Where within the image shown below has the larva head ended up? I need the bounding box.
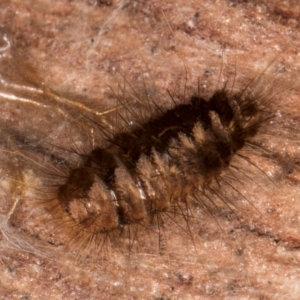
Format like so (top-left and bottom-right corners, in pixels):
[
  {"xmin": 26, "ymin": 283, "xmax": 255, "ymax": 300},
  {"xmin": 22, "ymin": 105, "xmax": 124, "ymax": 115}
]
[
  {"xmin": 208, "ymin": 88, "xmax": 265, "ymax": 152},
  {"xmin": 186, "ymin": 86, "xmax": 265, "ymax": 184}
]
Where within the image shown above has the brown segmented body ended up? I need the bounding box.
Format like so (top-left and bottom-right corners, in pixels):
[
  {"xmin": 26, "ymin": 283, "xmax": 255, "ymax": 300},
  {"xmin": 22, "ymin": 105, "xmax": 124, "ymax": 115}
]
[{"xmin": 56, "ymin": 86, "xmax": 270, "ymax": 246}]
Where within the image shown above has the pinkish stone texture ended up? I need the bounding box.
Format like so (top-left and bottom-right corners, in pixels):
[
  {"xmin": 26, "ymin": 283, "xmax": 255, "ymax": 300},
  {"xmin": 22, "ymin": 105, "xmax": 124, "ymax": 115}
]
[{"xmin": 1, "ymin": 0, "xmax": 300, "ymax": 299}]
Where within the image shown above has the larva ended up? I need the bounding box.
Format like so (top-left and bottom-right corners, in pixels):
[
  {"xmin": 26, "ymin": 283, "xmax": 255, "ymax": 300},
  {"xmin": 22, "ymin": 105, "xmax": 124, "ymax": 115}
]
[{"xmin": 49, "ymin": 68, "xmax": 277, "ymax": 257}]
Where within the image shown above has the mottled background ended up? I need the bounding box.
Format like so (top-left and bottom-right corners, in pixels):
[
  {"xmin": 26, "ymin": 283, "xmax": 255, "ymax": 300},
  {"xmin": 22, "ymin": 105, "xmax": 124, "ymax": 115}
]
[{"xmin": 1, "ymin": 0, "xmax": 300, "ymax": 299}]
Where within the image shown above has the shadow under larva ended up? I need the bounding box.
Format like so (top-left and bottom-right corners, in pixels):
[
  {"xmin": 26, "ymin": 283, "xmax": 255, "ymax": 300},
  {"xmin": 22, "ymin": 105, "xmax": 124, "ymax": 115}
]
[{"xmin": 1, "ymin": 40, "xmax": 299, "ymax": 263}]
